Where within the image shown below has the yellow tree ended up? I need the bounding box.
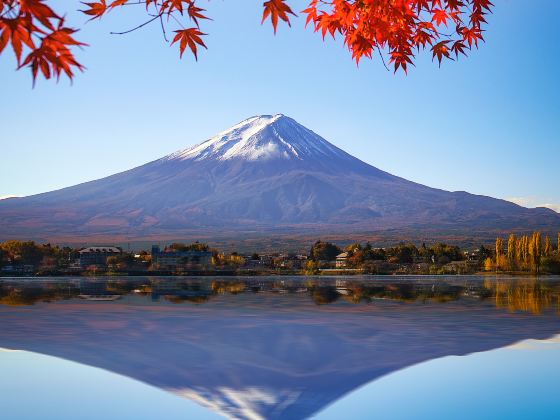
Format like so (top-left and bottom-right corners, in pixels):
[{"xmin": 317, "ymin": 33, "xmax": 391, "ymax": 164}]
[
  {"xmin": 523, "ymin": 235, "xmax": 530, "ymax": 264},
  {"xmin": 528, "ymin": 236, "xmax": 535, "ymax": 271},
  {"xmin": 529, "ymin": 232, "xmax": 542, "ymax": 273},
  {"xmin": 544, "ymin": 236, "xmax": 551, "ymax": 257},
  {"xmin": 515, "ymin": 238, "xmax": 521, "ymax": 267},
  {"xmin": 495, "ymin": 237, "xmax": 506, "ymax": 271},
  {"xmin": 484, "ymin": 257, "xmax": 494, "ymax": 272},
  {"xmin": 507, "ymin": 234, "xmax": 516, "ymax": 270},
  {"xmin": 495, "ymin": 237, "xmax": 504, "ymax": 260}
]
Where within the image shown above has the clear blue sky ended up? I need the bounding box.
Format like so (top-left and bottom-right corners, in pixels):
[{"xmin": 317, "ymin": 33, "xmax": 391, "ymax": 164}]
[{"xmin": 1, "ymin": 1, "xmax": 559, "ymax": 211}]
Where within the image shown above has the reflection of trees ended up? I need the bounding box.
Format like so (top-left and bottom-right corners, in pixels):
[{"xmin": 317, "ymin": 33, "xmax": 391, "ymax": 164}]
[
  {"xmin": 1, "ymin": 278, "xmax": 560, "ymax": 315},
  {"xmin": 211, "ymin": 281, "xmax": 246, "ymax": 294},
  {"xmin": 335, "ymin": 283, "xmax": 463, "ymax": 304},
  {"xmin": 311, "ymin": 286, "xmax": 339, "ymax": 305},
  {"xmin": 165, "ymin": 295, "xmax": 210, "ymax": 304},
  {"xmin": 0, "ymin": 284, "xmax": 78, "ymax": 306},
  {"xmin": 483, "ymin": 279, "xmax": 557, "ymax": 315},
  {"xmin": 105, "ymin": 280, "xmax": 138, "ymax": 294}
]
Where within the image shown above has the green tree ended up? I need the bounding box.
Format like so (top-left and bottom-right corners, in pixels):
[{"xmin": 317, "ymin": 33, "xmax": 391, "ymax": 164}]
[
  {"xmin": 387, "ymin": 243, "xmax": 418, "ymax": 264},
  {"xmin": 478, "ymin": 245, "xmax": 492, "ymax": 263},
  {"xmin": 430, "ymin": 243, "xmax": 462, "ymax": 263},
  {"xmin": 309, "ymin": 241, "xmax": 341, "ymax": 261},
  {"xmin": 0, "ymin": 241, "xmax": 43, "ymax": 267},
  {"xmin": 169, "ymin": 242, "xmax": 210, "ymax": 252},
  {"xmin": 362, "ymin": 246, "xmax": 386, "ymax": 261}
]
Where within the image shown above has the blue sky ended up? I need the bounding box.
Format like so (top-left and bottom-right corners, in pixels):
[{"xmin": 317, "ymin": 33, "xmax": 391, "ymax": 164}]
[{"xmin": 1, "ymin": 0, "xmax": 559, "ymax": 211}]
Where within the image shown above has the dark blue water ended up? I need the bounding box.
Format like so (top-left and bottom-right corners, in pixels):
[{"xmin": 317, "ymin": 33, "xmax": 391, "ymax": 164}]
[{"xmin": 1, "ymin": 276, "xmax": 559, "ymax": 419}]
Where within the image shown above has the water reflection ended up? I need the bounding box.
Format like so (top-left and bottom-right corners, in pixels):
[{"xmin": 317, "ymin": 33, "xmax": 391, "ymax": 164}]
[
  {"xmin": 2, "ymin": 276, "xmax": 560, "ymax": 313},
  {"xmin": 0, "ymin": 276, "xmax": 559, "ymax": 419}
]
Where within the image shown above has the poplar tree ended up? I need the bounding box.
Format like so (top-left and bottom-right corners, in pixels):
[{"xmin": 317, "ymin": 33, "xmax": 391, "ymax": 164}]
[
  {"xmin": 495, "ymin": 237, "xmax": 504, "ymax": 259},
  {"xmin": 519, "ymin": 235, "xmax": 529, "ymax": 269},
  {"xmin": 515, "ymin": 237, "xmax": 523, "ymax": 268},
  {"xmin": 528, "ymin": 237, "xmax": 534, "ymax": 262},
  {"xmin": 507, "ymin": 234, "xmax": 516, "ymax": 269},
  {"xmin": 529, "ymin": 232, "xmax": 542, "ymax": 273},
  {"xmin": 495, "ymin": 237, "xmax": 505, "ymax": 271},
  {"xmin": 544, "ymin": 236, "xmax": 551, "ymax": 257}
]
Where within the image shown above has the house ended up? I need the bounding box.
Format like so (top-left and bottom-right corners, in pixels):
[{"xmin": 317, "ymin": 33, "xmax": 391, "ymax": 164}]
[
  {"xmin": 465, "ymin": 250, "xmax": 481, "ymax": 262},
  {"xmin": 78, "ymin": 246, "xmax": 121, "ymax": 268},
  {"xmin": 244, "ymin": 255, "xmax": 273, "ymax": 269},
  {"xmin": 335, "ymin": 252, "xmax": 349, "ymax": 268},
  {"xmin": 151, "ymin": 245, "xmax": 212, "ymax": 270},
  {"xmin": 444, "ymin": 261, "xmax": 470, "ymax": 274},
  {"xmin": 273, "ymin": 254, "xmax": 307, "ymax": 270}
]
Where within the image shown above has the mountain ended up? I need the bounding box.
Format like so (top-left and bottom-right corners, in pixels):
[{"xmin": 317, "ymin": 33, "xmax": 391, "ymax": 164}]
[{"xmin": 0, "ymin": 114, "xmax": 558, "ymax": 242}]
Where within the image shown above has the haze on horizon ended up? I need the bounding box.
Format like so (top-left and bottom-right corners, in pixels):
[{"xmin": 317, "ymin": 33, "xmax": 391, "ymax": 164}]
[{"xmin": 1, "ymin": 1, "xmax": 559, "ymax": 212}]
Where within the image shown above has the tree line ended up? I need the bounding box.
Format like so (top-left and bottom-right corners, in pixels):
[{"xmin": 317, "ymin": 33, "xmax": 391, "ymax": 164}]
[
  {"xmin": 1, "ymin": 234, "xmax": 559, "ymax": 276},
  {"xmin": 491, "ymin": 232, "xmax": 560, "ymax": 274}
]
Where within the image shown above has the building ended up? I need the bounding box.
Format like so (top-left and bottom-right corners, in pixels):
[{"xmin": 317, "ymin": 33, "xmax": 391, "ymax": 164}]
[
  {"xmin": 275, "ymin": 254, "xmax": 307, "ymax": 270},
  {"xmin": 465, "ymin": 249, "xmax": 481, "ymax": 262},
  {"xmin": 335, "ymin": 252, "xmax": 349, "ymax": 268},
  {"xmin": 151, "ymin": 245, "xmax": 212, "ymax": 270},
  {"xmin": 78, "ymin": 247, "xmax": 122, "ymax": 268},
  {"xmin": 444, "ymin": 261, "xmax": 470, "ymax": 274}
]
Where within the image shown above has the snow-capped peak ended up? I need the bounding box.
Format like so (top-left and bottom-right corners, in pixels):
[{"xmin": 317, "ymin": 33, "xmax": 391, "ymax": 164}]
[{"xmin": 166, "ymin": 114, "xmax": 348, "ymax": 162}]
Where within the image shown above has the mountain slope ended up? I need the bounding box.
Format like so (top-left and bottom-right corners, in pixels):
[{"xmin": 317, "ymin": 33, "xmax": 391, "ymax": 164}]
[{"xmin": 0, "ymin": 114, "xmax": 558, "ymax": 241}]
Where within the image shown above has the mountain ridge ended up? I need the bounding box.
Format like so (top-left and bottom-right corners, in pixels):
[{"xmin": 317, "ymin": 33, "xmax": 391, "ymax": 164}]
[{"xmin": 0, "ymin": 114, "xmax": 558, "ymax": 242}]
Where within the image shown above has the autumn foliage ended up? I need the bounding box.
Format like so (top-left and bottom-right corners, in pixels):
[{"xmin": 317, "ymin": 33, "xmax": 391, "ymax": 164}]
[
  {"xmin": 1, "ymin": 0, "xmax": 493, "ymax": 83},
  {"xmin": 492, "ymin": 231, "xmax": 560, "ymax": 274},
  {"xmin": 0, "ymin": 0, "xmax": 85, "ymax": 84}
]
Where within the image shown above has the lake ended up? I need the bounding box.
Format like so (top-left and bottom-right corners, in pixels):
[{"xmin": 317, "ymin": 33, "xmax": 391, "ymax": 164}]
[{"xmin": 1, "ymin": 275, "xmax": 560, "ymax": 420}]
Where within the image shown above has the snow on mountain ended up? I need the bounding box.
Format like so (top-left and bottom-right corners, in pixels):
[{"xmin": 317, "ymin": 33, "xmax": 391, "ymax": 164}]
[
  {"xmin": 165, "ymin": 114, "xmax": 350, "ymax": 163},
  {"xmin": 0, "ymin": 114, "xmax": 558, "ymax": 241}
]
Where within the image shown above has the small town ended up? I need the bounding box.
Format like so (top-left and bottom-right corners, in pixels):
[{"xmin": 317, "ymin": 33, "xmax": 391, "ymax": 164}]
[{"xmin": 1, "ymin": 232, "xmax": 559, "ymax": 277}]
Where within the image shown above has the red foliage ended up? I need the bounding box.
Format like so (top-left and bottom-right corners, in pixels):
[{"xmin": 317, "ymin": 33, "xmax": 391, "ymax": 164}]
[
  {"xmin": 301, "ymin": 0, "xmax": 492, "ymax": 72},
  {"xmin": 1, "ymin": 0, "xmax": 85, "ymax": 85},
  {"xmin": 0, "ymin": 0, "xmax": 492, "ymax": 83},
  {"xmin": 171, "ymin": 28, "xmax": 206, "ymax": 60}
]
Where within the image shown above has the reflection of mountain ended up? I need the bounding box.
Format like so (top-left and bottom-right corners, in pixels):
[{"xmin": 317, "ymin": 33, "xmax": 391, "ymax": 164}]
[{"xmin": 1, "ymin": 278, "xmax": 560, "ymax": 419}]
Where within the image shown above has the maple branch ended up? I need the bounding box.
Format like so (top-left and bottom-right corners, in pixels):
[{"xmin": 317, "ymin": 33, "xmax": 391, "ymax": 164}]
[
  {"xmin": 0, "ymin": 3, "xmax": 18, "ymax": 18},
  {"xmin": 377, "ymin": 48, "xmax": 390, "ymax": 72},
  {"xmin": 110, "ymin": 13, "xmax": 162, "ymax": 35},
  {"xmin": 168, "ymin": 12, "xmax": 186, "ymax": 30},
  {"xmin": 159, "ymin": 14, "xmax": 168, "ymax": 42},
  {"xmin": 1, "ymin": 0, "xmax": 494, "ymax": 85}
]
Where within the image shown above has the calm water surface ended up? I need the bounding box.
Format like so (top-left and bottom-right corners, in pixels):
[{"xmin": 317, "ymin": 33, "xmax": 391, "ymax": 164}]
[{"xmin": 1, "ymin": 275, "xmax": 560, "ymax": 420}]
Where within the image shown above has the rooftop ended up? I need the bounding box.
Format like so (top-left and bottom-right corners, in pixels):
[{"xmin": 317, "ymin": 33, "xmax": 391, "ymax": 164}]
[{"xmin": 79, "ymin": 247, "xmax": 121, "ymax": 254}]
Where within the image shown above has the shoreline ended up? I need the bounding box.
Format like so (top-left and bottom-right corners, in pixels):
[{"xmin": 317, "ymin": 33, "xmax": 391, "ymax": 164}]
[{"xmin": 1, "ymin": 271, "xmax": 555, "ymax": 279}]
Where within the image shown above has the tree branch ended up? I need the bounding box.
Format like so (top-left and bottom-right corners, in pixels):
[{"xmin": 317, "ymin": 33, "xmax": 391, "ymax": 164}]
[{"xmin": 110, "ymin": 14, "xmax": 162, "ymax": 35}]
